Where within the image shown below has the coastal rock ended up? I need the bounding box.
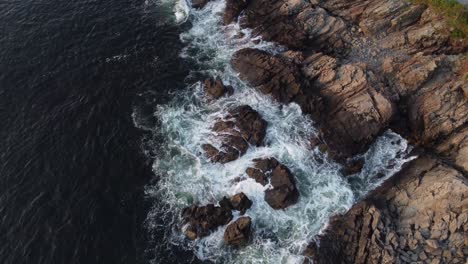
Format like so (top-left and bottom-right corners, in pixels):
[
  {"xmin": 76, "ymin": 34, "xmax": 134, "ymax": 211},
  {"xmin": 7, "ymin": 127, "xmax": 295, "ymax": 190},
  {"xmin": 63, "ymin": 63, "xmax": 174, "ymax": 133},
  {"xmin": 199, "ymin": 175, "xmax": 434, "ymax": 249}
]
[
  {"xmin": 203, "ymin": 105, "xmax": 267, "ymax": 163},
  {"xmin": 231, "ymin": 48, "xmax": 323, "ymax": 118},
  {"xmin": 341, "ymin": 158, "xmax": 365, "ymax": 176},
  {"xmin": 224, "ymin": 216, "xmax": 252, "ymax": 247},
  {"xmin": 227, "ymin": 0, "xmax": 352, "ymax": 51},
  {"xmin": 191, "ymin": 0, "xmax": 210, "ymax": 9},
  {"xmin": 246, "ymin": 158, "xmax": 299, "ymax": 209},
  {"xmin": 307, "ymin": 157, "xmax": 468, "ymax": 263},
  {"xmin": 203, "ymin": 77, "xmax": 234, "ymax": 99},
  {"xmin": 229, "ymin": 193, "xmax": 253, "ymax": 215},
  {"xmin": 302, "ymin": 53, "xmax": 395, "ymax": 157},
  {"xmin": 408, "ymin": 79, "xmax": 467, "ymax": 144},
  {"xmin": 434, "ymin": 127, "xmax": 468, "ymax": 173},
  {"xmin": 182, "ymin": 203, "xmax": 233, "ymax": 240},
  {"xmin": 223, "ymin": 0, "xmax": 249, "ymax": 25}
]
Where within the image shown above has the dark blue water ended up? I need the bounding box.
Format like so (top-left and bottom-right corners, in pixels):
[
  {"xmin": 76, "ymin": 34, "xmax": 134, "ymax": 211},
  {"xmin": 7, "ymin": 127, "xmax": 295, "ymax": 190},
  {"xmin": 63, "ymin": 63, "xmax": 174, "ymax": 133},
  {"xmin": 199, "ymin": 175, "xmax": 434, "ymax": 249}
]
[{"xmin": 0, "ymin": 0, "xmax": 200, "ymax": 263}]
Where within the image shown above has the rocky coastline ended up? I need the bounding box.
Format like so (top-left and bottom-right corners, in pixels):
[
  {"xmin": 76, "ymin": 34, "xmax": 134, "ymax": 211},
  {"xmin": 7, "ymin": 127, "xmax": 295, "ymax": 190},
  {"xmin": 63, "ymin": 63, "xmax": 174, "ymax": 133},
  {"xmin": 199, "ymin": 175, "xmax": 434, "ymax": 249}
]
[{"xmin": 184, "ymin": 0, "xmax": 467, "ymax": 262}]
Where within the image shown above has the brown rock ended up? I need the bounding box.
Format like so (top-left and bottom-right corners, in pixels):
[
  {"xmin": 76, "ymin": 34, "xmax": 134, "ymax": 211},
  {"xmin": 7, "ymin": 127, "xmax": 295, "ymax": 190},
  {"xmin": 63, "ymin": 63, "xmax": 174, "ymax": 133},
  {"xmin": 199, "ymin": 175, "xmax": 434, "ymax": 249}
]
[
  {"xmin": 231, "ymin": 48, "xmax": 323, "ymax": 118},
  {"xmin": 182, "ymin": 203, "xmax": 233, "ymax": 240},
  {"xmin": 302, "ymin": 53, "xmax": 395, "ymax": 157},
  {"xmin": 246, "ymin": 158, "xmax": 299, "ymax": 209},
  {"xmin": 228, "ymin": 0, "xmax": 352, "ymax": 52},
  {"xmin": 309, "ymin": 156, "xmax": 468, "ymax": 263},
  {"xmin": 229, "ymin": 193, "xmax": 253, "ymax": 215},
  {"xmin": 224, "ymin": 216, "xmax": 252, "ymax": 247},
  {"xmin": 223, "ymin": 0, "xmax": 249, "ymax": 25},
  {"xmin": 203, "ymin": 77, "xmax": 234, "ymax": 99},
  {"xmin": 191, "ymin": 0, "xmax": 210, "ymax": 9},
  {"xmin": 203, "ymin": 105, "xmax": 267, "ymax": 163}
]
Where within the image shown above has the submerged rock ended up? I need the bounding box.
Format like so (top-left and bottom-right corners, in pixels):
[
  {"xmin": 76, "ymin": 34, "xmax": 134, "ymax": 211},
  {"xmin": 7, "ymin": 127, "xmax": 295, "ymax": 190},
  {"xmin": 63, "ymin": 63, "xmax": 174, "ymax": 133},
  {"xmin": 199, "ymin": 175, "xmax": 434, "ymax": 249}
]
[
  {"xmin": 203, "ymin": 105, "xmax": 267, "ymax": 163},
  {"xmin": 224, "ymin": 216, "xmax": 252, "ymax": 247},
  {"xmin": 246, "ymin": 158, "xmax": 299, "ymax": 209},
  {"xmin": 203, "ymin": 77, "xmax": 234, "ymax": 100}
]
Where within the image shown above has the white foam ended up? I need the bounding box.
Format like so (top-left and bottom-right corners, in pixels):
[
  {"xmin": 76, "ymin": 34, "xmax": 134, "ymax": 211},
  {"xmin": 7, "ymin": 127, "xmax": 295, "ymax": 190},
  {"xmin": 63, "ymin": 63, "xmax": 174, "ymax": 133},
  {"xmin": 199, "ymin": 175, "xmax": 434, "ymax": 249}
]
[{"xmin": 140, "ymin": 0, "xmax": 416, "ymax": 263}]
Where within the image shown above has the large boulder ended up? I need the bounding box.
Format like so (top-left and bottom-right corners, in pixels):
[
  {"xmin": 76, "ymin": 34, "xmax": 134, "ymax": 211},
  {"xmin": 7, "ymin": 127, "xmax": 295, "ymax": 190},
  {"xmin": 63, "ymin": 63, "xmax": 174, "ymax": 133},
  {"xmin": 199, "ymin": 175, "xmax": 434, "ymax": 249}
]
[
  {"xmin": 223, "ymin": 0, "xmax": 249, "ymax": 25},
  {"xmin": 231, "ymin": 48, "xmax": 323, "ymax": 118},
  {"xmin": 224, "ymin": 216, "xmax": 252, "ymax": 247},
  {"xmin": 203, "ymin": 77, "xmax": 234, "ymax": 99},
  {"xmin": 182, "ymin": 203, "xmax": 233, "ymax": 240},
  {"xmin": 306, "ymin": 156, "xmax": 468, "ymax": 263},
  {"xmin": 202, "ymin": 105, "xmax": 267, "ymax": 163},
  {"xmin": 246, "ymin": 158, "xmax": 299, "ymax": 209}
]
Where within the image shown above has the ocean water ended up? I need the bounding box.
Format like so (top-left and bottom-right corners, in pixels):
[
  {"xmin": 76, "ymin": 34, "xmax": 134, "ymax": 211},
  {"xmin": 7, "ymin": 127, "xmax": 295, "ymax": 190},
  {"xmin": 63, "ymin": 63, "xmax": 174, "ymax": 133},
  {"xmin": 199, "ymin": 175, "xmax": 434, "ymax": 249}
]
[{"xmin": 138, "ymin": 1, "xmax": 416, "ymax": 263}]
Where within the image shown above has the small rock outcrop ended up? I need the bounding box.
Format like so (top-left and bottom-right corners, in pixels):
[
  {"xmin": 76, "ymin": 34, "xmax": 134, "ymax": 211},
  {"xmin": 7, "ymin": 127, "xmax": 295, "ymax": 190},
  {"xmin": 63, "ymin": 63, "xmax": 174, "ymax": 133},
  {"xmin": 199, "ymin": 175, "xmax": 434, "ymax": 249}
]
[
  {"xmin": 182, "ymin": 203, "xmax": 233, "ymax": 240},
  {"xmin": 220, "ymin": 192, "xmax": 253, "ymax": 215},
  {"xmin": 203, "ymin": 77, "xmax": 234, "ymax": 100},
  {"xmin": 246, "ymin": 158, "xmax": 299, "ymax": 209},
  {"xmin": 224, "ymin": 216, "xmax": 252, "ymax": 247},
  {"xmin": 202, "ymin": 105, "xmax": 267, "ymax": 163},
  {"xmin": 182, "ymin": 193, "xmax": 253, "ymax": 240}
]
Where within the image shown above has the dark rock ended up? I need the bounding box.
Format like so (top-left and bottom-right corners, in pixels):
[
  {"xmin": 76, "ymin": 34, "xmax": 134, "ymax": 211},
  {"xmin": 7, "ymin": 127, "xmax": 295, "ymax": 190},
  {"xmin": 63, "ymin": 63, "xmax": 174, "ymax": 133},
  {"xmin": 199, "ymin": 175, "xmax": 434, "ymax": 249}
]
[
  {"xmin": 302, "ymin": 53, "xmax": 395, "ymax": 158},
  {"xmin": 246, "ymin": 158, "xmax": 299, "ymax": 209},
  {"xmin": 231, "ymin": 48, "xmax": 323, "ymax": 118},
  {"xmin": 203, "ymin": 105, "xmax": 267, "ymax": 163},
  {"xmin": 203, "ymin": 77, "xmax": 234, "ymax": 99},
  {"xmin": 224, "ymin": 0, "xmax": 249, "ymax": 25},
  {"xmin": 191, "ymin": 0, "xmax": 210, "ymax": 9},
  {"xmin": 182, "ymin": 203, "xmax": 233, "ymax": 240},
  {"xmin": 223, "ymin": 216, "xmax": 252, "ymax": 247},
  {"xmin": 340, "ymin": 158, "xmax": 365, "ymax": 176},
  {"xmin": 229, "ymin": 192, "xmax": 252, "ymax": 215}
]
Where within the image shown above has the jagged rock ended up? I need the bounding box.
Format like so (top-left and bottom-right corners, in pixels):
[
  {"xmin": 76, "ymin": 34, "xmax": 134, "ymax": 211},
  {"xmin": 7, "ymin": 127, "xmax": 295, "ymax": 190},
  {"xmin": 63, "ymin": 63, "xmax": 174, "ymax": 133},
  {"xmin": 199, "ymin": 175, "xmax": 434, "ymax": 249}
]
[
  {"xmin": 182, "ymin": 203, "xmax": 233, "ymax": 240},
  {"xmin": 203, "ymin": 105, "xmax": 267, "ymax": 163},
  {"xmin": 223, "ymin": 0, "xmax": 249, "ymax": 25},
  {"xmin": 307, "ymin": 156, "xmax": 468, "ymax": 263},
  {"xmin": 246, "ymin": 158, "xmax": 299, "ymax": 209},
  {"xmin": 191, "ymin": 0, "xmax": 210, "ymax": 9},
  {"xmin": 203, "ymin": 77, "xmax": 234, "ymax": 99},
  {"xmin": 220, "ymin": 193, "xmax": 253, "ymax": 215},
  {"xmin": 434, "ymin": 126, "xmax": 468, "ymax": 173},
  {"xmin": 408, "ymin": 79, "xmax": 467, "ymax": 144},
  {"xmin": 231, "ymin": 48, "xmax": 323, "ymax": 118},
  {"xmin": 224, "ymin": 216, "xmax": 252, "ymax": 247},
  {"xmin": 229, "ymin": 193, "xmax": 253, "ymax": 215},
  {"xmin": 302, "ymin": 53, "xmax": 395, "ymax": 157},
  {"xmin": 341, "ymin": 158, "xmax": 365, "ymax": 176},
  {"xmin": 226, "ymin": 0, "xmax": 352, "ymax": 52}
]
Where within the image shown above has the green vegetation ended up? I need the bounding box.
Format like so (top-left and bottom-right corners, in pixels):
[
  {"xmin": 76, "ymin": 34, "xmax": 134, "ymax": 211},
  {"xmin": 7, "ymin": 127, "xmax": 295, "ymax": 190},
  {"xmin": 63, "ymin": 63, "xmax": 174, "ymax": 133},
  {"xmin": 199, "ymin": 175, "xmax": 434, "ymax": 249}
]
[{"xmin": 412, "ymin": 0, "xmax": 468, "ymax": 38}]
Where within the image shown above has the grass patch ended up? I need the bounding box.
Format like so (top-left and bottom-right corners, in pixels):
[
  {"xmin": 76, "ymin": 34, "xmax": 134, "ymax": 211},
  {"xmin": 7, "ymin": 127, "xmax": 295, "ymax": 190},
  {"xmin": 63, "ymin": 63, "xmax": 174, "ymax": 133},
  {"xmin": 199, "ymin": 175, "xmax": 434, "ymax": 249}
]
[{"xmin": 411, "ymin": 0, "xmax": 468, "ymax": 38}]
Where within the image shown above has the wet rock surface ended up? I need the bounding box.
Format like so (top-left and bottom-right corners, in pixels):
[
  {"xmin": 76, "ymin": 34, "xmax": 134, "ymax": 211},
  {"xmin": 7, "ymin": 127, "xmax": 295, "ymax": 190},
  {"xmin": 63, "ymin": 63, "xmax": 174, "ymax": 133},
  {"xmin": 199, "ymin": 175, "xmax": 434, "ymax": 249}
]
[
  {"xmin": 224, "ymin": 216, "xmax": 252, "ymax": 247},
  {"xmin": 202, "ymin": 105, "xmax": 267, "ymax": 163},
  {"xmin": 182, "ymin": 193, "xmax": 253, "ymax": 240},
  {"xmin": 203, "ymin": 77, "xmax": 234, "ymax": 100},
  {"xmin": 246, "ymin": 158, "xmax": 299, "ymax": 209},
  {"xmin": 182, "ymin": 203, "xmax": 233, "ymax": 240}
]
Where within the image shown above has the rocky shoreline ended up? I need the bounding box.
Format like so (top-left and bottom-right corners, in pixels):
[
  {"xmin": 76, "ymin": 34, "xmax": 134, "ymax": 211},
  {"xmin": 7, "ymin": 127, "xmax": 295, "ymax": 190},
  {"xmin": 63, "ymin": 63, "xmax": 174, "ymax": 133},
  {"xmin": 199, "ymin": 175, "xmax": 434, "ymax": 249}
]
[{"xmin": 184, "ymin": 0, "xmax": 467, "ymax": 262}]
